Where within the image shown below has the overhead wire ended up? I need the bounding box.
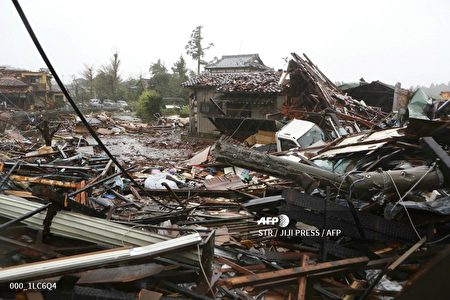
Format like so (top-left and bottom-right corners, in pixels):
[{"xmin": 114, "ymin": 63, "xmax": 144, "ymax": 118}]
[
  {"xmin": 390, "ymin": 162, "xmax": 436, "ymax": 211},
  {"xmin": 11, "ymin": 0, "xmax": 173, "ymax": 210},
  {"xmin": 386, "ymin": 171, "xmax": 423, "ymax": 241}
]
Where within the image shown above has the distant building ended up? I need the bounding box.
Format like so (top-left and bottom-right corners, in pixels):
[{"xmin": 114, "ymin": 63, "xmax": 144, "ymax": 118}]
[
  {"xmin": 0, "ymin": 66, "xmax": 66, "ymax": 110},
  {"xmin": 205, "ymin": 54, "xmax": 271, "ymax": 73}
]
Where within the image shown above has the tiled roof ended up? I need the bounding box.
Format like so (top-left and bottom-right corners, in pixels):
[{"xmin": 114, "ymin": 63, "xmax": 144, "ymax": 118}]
[
  {"xmin": 182, "ymin": 71, "xmax": 283, "ymax": 94},
  {"xmin": 0, "ymin": 77, "xmax": 28, "ymax": 87},
  {"xmin": 205, "ymin": 54, "xmax": 270, "ymax": 71}
]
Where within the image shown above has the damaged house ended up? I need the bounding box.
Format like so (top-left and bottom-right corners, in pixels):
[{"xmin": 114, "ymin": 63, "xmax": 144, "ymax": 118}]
[
  {"xmin": 340, "ymin": 79, "xmax": 410, "ymax": 113},
  {"xmin": 0, "ymin": 76, "xmax": 30, "ymax": 109},
  {"xmin": 182, "ymin": 54, "xmax": 284, "ymax": 138},
  {"xmin": 0, "ymin": 66, "xmax": 66, "ymax": 110}
]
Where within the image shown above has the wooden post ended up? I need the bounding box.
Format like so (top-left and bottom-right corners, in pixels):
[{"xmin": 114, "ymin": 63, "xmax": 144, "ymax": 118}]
[{"xmin": 297, "ymin": 255, "xmax": 309, "ymax": 300}]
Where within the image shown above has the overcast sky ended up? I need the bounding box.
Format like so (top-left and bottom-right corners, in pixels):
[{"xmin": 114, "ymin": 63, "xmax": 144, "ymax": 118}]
[{"xmin": 1, "ymin": 0, "xmax": 449, "ymax": 87}]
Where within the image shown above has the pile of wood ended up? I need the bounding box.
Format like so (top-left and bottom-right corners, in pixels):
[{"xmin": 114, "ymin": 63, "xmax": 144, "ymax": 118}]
[{"xmin": 281, "ymin": 53, "xmax": 389, "ymax": 134}]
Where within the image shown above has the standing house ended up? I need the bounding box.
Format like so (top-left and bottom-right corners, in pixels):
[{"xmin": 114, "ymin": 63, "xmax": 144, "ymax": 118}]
[{"xmin": 182, "ymin": 54, "xmax": 283, "ymax": 138}]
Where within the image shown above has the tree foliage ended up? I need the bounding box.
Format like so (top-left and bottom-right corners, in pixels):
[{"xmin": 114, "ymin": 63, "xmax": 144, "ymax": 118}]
[
  {"xmin": 148, "ymin": 59, "xmax": 171, "ymax": 96},
  {"xmin": 185, "ymin": 25, "xmax": 214, "ymax": 74},
  {"xmin": 148, "ymin": 57, "xmax": 190, "ymax": 102},
  {"xmin": 135, "ymin": 90, "xmax": 162, "ymax": 120},
  {"xmin": 71, "ymin": 52, "xmax": 194, "ymax": 112},
  {"xmin": 172, "ymin": 55, "xmax": 189, "ymax": 82}
]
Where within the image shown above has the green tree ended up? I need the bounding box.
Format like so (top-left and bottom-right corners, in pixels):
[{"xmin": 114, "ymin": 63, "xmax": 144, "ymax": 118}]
[
  {"xmin": 148, "ymin": 59, "xmax": 171, "ymax": 96},
  {"xmin": 172, "ymin": 55, "xmax": 189, "ymax": 82},
  {"xmin": 122, "ymin": 75, "xmax": 146, "ymax": 103},
  {"xmin": 185, "ymin": 25, "xmax": 214, "ymax": 74},
  {"xmin": 169, "ymin": 56, "xmax": 190, "ymax": 102},
  {"xmin": 136, "ymin": 90, "xmax": 162, "ymax": 120},
  {"xmin": 150, "ymin": 59, "xmax": 168, "ymax": 75}
]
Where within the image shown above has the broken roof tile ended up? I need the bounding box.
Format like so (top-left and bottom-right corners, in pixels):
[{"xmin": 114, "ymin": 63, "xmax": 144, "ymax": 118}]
[{"xmin": 182, "ymin": 71, "xmax": 283, "ymax": 95}]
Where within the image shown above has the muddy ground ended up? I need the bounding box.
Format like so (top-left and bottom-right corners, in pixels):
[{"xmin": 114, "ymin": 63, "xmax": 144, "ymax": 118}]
[{"xmin": 83, "ymin": 113, "xmax": 211, "ymax": 167}]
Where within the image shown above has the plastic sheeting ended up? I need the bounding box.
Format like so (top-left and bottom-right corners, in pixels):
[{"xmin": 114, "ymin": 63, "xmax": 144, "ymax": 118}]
[
  {"xmin": 385, "ymin": 197, "xmax": 450, "ymax": 219},
  {"xmin": 408, "ymin": 88, "xmax": 432, "ymax": 119}
]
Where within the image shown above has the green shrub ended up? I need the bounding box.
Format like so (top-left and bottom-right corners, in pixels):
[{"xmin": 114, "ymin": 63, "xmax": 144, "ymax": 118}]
[
  {"xmin": 135, "ymin": 90, "xmax": 162, "ymax": 120},
  {"xmin": 160, "ymin": 105, "xmax": 190, "ymax": 117}
]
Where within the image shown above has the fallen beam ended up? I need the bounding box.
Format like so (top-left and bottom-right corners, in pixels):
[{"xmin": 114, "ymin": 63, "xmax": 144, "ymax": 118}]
[
  {"xmin": 214, "ymin": 140, "xmax": 445, "ymax": 194},
  {"xmin": 9, "ymin": 175, "xmax": 77, "ymax": 188},
  {"xmin": 2, "ymin": 161, "xmax": 92, "ymax": 171},
  {"xmin": 0, "ymin": 233, "xmax": 201, "ymax": 283},
  {"xmin": 219, "ymin": 256, "xmax": 370, "ymax": 288},
  {"xmin": 360, "ymin": 236, "xmax": 427, "ymax": 299}
]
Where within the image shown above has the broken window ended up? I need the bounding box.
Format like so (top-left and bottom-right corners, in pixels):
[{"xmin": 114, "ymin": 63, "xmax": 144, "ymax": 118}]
[
  {"xmin": 279, "ymin": 138, "xmax": 298, "ymax": 151},
  {"xmin": 297, "ymin": 125, "xmax": 325, "ymax": 148}
]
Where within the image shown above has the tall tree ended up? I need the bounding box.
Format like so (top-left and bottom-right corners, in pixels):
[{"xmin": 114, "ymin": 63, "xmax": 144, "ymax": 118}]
[
  {"xmin": 81, "ymin": 64, "xmax": 95, "ymax": 99},
  {"xmin": 70, "ymin": 75, "xmax": 82, "ymax": 102},
  {"xmin": 98, "ymin": 51, "xmax": 122, "ymax": 99},
  {"xmin": 148, "ymin": 59, "xmax": 171, "ymax": 96},
  {"xmin": 150, "ymin": 59, "xmax": 168, "ymax": 76},
  {"xmin": 172, "ymin": 56, "xmax": 188, "ymax": 81},
  {"xmin": 185, "ymin": 25, "xmax": 214, "ymax": 75}
]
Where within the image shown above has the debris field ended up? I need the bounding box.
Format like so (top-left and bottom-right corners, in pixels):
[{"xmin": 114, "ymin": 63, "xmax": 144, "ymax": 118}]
[{"xmin": 0, "ymin": 53, "xmax": 449, "ymax": 300}]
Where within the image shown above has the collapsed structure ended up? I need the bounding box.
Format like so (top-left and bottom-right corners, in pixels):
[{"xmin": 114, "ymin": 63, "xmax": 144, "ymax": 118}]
[
  {"xmin": 0, "ymin": 66, "xmax": 66, "ymax": 110},
  {"xmin": 0, "ymin": 52, "xmax": 449, "ymax": 300}
]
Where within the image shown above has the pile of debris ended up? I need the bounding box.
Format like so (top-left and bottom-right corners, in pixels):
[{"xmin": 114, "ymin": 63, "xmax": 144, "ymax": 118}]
[
  {"xmin": 280, "ymin": 53, "xmax": 390, "ymax": 135},
  {"xmin": 0, "ymin": 60, "xmax": 449, "ymax": 300}
]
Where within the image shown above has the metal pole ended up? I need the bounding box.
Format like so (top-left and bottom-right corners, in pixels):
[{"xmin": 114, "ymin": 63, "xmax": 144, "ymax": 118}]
[{"xmin": 0, "ymin": 160, "xmax": 20, "ymax": 189}]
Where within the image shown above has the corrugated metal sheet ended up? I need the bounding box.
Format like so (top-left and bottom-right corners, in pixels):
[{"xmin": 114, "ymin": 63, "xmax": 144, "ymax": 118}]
[
  {"xmin": 0, "ymin": 194, "xmax": 199, "ymax": 265},
  {"xmin": 0, "ymin": 233, "xmax": 201, "ymax": 282}
]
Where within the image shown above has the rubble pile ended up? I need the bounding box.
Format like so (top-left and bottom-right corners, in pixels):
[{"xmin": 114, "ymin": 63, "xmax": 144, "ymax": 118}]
[
  {"xmin": 0, "ymin": 61, "xmax": 449, "ymax": 300},
  {"xmin": 281, "ymin": 53, "xmax": 390, "ymax": 135}
]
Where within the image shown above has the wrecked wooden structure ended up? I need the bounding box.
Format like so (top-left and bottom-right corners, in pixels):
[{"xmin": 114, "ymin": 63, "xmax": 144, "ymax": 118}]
[
  {"xmin": 1, "ymin": 5, "xmax": 449, "ymax": 296},
  {"xmin": 0, "ymin": 104, "xmax": 449, "ymax": 299}
]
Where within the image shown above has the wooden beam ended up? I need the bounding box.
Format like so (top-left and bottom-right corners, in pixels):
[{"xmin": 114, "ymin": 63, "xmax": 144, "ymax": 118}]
[
  {"xmin": 359, "ymin": 236, "xmax": 426, "ymax": 300},
  {"xmin": 10, "ymin": 175, "xmax": 77, "ymax": 188},
  {"xmin": 215, "ymin": 256, "xmax": 255, "ymax": 275},
  {"xmin": 296, "ymin": 254, "xmax": 309, "ymax": 300},
  {"xmin": 219, "ymin": 256, "xmax": 369, "ymax": 288}
]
